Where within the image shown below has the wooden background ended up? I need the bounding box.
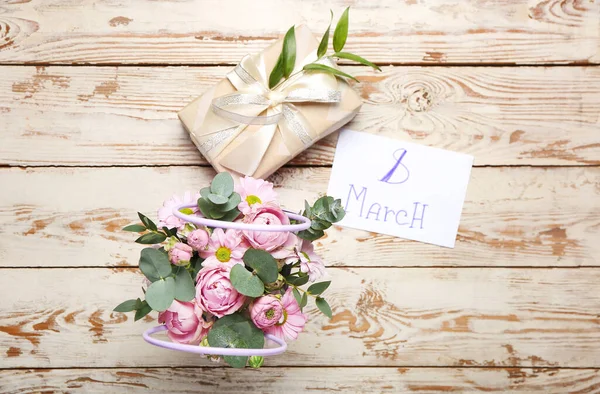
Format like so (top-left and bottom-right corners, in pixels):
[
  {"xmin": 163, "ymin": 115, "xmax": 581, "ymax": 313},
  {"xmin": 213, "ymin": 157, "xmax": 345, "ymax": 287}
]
[{"xmin": 1, "ymin": 0, "xmax": 600, "ymax": 392}]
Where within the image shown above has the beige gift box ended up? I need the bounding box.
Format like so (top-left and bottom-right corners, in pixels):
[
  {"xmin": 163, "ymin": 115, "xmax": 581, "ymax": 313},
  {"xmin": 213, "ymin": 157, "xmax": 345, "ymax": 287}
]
[{"xmin": 178, "ymin": 24, "xmax": 362, "ymax": 179}]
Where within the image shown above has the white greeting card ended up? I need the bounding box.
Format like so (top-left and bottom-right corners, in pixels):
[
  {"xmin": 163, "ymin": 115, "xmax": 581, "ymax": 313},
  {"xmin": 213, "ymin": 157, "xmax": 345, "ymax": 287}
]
[{"xmin": 327, "ymin": 129, "xmax": 474, "ymax": 248}]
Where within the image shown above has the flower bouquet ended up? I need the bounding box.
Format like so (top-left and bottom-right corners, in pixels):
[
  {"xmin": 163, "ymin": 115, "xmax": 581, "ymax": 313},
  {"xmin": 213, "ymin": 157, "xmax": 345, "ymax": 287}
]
[{"xmin": 115, "ymin": 172, "xmax": 345, "ymax": 368}]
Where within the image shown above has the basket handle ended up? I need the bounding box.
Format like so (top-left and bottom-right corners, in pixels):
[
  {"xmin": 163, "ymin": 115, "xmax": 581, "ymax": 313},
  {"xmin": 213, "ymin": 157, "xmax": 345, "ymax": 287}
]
[
  {"xmin": 173, "ymin": 203, "xmax": 311, "ymax": 232},
  {"xmin": 143, "ymin": 325, "xmax": 287, "ymax": 356}
]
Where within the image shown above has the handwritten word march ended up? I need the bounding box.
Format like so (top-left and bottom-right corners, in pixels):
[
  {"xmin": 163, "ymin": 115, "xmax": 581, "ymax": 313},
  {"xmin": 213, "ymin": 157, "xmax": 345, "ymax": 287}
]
[
  {"xmin": 345, "ymin": 184, "xmax": 427, "ymax": 229},
  {"xmin": 327, "ymin": 130, "xmax": 473, "ymax": 248}
]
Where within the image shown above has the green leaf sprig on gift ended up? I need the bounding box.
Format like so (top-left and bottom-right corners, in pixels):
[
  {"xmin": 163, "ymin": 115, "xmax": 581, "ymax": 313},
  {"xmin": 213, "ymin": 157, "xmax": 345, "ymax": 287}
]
[
  {"xmin": 115, "ymin": 172, "xmax": 345, "ymax": 368},
  {"xmin": 269, "ymin": 7, "xmax": 381, "ymax": 89}
]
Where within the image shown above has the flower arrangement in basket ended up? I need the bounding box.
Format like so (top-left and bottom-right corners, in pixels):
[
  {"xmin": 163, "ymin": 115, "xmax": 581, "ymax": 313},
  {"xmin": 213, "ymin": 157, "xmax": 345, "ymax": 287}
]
[{"xmin": 115, "ymin": 172, "xmax": 345, "ymax": 368}]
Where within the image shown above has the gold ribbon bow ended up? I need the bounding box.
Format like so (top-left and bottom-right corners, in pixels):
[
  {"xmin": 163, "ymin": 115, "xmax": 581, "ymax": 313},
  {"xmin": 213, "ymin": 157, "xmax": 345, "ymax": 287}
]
[{"xmin": 192, "ymin": 49, "xmax": 341, "ymax": 176}]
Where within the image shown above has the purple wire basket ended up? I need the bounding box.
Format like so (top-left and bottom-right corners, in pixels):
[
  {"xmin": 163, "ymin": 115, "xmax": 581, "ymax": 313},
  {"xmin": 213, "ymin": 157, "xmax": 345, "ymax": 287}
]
[{"xmin": 142, "ymin": 202, "xmax": 312, "ymax": 357}]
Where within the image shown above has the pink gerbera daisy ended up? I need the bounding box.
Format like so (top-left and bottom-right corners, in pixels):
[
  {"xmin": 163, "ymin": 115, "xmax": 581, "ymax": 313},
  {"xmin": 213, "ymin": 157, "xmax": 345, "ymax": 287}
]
[
  {"xmin": 235, "ymin": 176, "xmax": 279, "ymax": 215},
  {"xmin": 200, "ymin": 228, "xmax": 246, "ymax": 269},
  {"xmin": 264, "ymin": 288, "xmax": 307, "ymax": 342},
  {"xmin": 157, "ymin": 192, "xmax": 200, "ymax": 230}
]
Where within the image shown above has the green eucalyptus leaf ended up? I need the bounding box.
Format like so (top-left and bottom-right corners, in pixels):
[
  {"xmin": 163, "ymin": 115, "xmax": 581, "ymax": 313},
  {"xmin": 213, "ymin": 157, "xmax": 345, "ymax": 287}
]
[
  {"xmin": 242, "ymin": 249, "xmax": 279, "ymax": 283},
  {"xmin": 316, "ymin": 297, "xmax": 333, "ymax": 318},
  {"xmin": 333, "ymin": 7, "xmax": 349, "ymax": 52},
  {"xmin": 215, "ymin": 192, "xmax": 242, "ymax": 212},
  {"xmin": 300, "ymin": 292, "xmax": 308, "ymax": 309},
  {"xmin": 287, "ymin": 274, "xmax": 309, "ymax": 287},
  {"xmin": 174, "ymin": 267, "xmax": 195, "ymax": 302},
  {"xmin": 311, "ymin": 219, "xmax": 332, "ymax": 231},
  {"xmin": 200, "ymin": 187, "xmax": 211, "ymax": 199},
  {"xmin": 230, "ymin": 264, "xmax": 265, "ymax": 297},
  {"xmin": 138, "ymin": 212, "xmax": 157, "ymax": 231},
  {"xmin": 190, "ymin": 255, "xmax": 204, "ymax": 279},
  {"xmin": 297, "ymin": 228, "xmax": 324, "ymax": 242},
  {"xmin": 317, "ymin": 10, "xmax": 333, "ymax": 58},
  {"xmin": 123, "ymin": 224, "xmax": 146, "ymax": 232},
  {"xmin": 292, "ymin": 287, "xmax": 302, "ymax": 305},
  {"xmin": 145, "ymin": 277, "xmax": 175, "ymax": 312},
  {"xmin": 268, "ymin": 55, "xmax": 285, "ymax": 89},
  {"xmin": 282, "ymin": 26, "xmax": 296, "ymax": 78},
  {"xmin": 208, "ymin": 313, "xmax": 265, "ymax": 368},
  {"xmin": 113, "ymin": 299, "xmax": 138, "ymax": 313},
  {"xmin": 135, "ymin": 232, "xmax": 166, "ymax": 245},
  {"xmin": 307, "ymin": 281, "xmax": 331, "ymax": 296},
  {"xmin": 302, "ymin": 63, "xmax": 358, "ymax": 83},
  {"xmin": 333, "ymin": 52, "xmax": 381, "ymax": 71},
  {"xmin": 303, "ymin": 200, "xmax": 312, "ymax": 217},
  {"xmin": 208, "ymin": 193, "xmax": 229, "ymax": 205},
  {"xmin": 139, "ymin": 248, "xmax": 172, "ymax": 281},
  {"xmin": 219, "ymin": 208, "xmax": 241, "ymax": 222},
  {"xmin": 211, "ymin": 172, "xmax": 234, "ymax": 197},
  {"xmin": 134, "ymin": 301, "xmax": 152, "ymax": 321},
  {"xmin": 197, "ymin": 198, "xmax": 213, "ymax": 218}
]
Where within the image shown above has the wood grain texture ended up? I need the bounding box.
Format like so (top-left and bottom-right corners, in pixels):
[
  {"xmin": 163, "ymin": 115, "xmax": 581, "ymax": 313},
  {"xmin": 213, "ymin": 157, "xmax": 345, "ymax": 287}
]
[
  {"xmin": 0, "ymin": 0, "xmax": 598, "ymax": 65},
  {"xmin": 3, "ymin": 367, "xmax": 600, "ymax": 393},
  {"xmin": 1, "ymin": 66, "xmax": 600, "ymax": 166},
  {"xmin": 1, "ymin": 166, "xmax": 598, "ymax": 268},
  {"xmin": 3, "ymin": 267, "xmax": 600, "ymax": 368}
]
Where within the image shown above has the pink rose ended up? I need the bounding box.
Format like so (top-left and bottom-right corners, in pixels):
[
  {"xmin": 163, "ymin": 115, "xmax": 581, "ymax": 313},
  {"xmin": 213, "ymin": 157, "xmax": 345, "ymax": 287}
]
[
  {"xmin": 158, "ymin": 300, "xmax": 211, "ymax": 345},
  {"xmin": 242, "ymin": 204, "xmax": 291, "ymax": 252},
  {"xmin": 169, "ymin": 242, "xmax": 193, "ymax": 266},
  {"xmin": 187, "ymin": 228, "xmax": 210, "ymax": 251},
  {"xmin": 195, "ymin": 265, "xmax": 246, "ymax": 318},
  {"xmin": 250, "ymin": 295, "xmax": 283, "ymax": 329}
]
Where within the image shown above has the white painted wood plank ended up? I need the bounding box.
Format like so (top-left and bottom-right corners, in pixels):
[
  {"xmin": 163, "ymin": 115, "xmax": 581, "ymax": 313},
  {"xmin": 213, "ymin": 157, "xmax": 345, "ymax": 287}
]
[
  {"xmin": 2, "ymin": 267, "xmax": 600, "ymax": 368},
  {"xmin": 1, "ymin": 66, "xmax": 599, "ymax": 166}
]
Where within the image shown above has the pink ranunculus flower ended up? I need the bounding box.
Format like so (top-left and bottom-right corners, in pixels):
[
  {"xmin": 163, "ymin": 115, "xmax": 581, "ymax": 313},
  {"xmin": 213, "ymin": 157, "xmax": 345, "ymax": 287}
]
[
  {"xmin": 235, "ymin": 176, "xmax": 279, "ymax": 215},
  {"xmin": 264, "ymin": 288, "xmax": 307, "ymax": 342},
  {"xmin": 158, "ymin": 300, "xmax": 211, "ymax": 345},
  {"xmin": 200, "ymin": 228, "xmax": 246, "ymax": 269},
  {"xmin": 242, "ymin": 204, "xmax": 291, "ymax": 252},
  {"xmin": 250, "ymin": 295, "xmax": 284, "ymax": 329},
  {"xmin": 157, "ymin": 192, "xmax": 201, "ymax": 230},
  {"xmin": 195, "ymin": 265, "xmax": 246, "ymax": 318},
  {"xmin": 187, "ymin": 228, "xmax": 210, "ymax": 252},
  {"xmin": 169, "ymin": 242, "xmax": 193, "ymax": 266}
]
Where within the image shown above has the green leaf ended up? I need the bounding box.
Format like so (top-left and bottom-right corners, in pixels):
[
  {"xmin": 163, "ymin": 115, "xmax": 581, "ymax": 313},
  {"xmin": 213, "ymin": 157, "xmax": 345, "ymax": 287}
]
[
  {"xmin": 242, "ymin": 249, "xmax": 279, "ymax": 283},
  {"xmin": 190, "ymin": 255, "xmax": 204, "ymax": 279},
  {"xmin": 162, "ymin": 226, "xmax": 178, "ymax": 237},
  {"xmin": 200, "ymin": 187, "xmax": 211, "ymax": 199},
  {"xmin": 134, "ymin": 301, "xmax": 152, "ymax": 321},
  {"xmin": 282, "ymin": 26, "xmax": 296, "ymax": 78},
  {"xmin": 268, "ymin": 54, "xmax": 285, "ymax": 89},
  {"xmin": 317, "ymin": 10, "xmax": 333, "ymax": 58},
  {"xmin": 208, "ymin": 313, "xmax": 265, "ymax": 368},
  {"xmin": 135, "ymin": 232, "xmax": 167, "ymax": 245},
  {"xmin": 215, "ymin": 192, "xmax": 242, "ymax": 212},
  {"xmin": 287, "ymin": 274, "xmax": 309, "ymax": 287},
  {"xmin": 113, "ymin": 299, "xmax": 138, "ymax": 313},
  {"xmin": 303, "ymin": 200, "xmax": 312, "ymax": 217},
  {"xmin": 292, "ymin": 287, "xmax": 302, "ymax": 305},
  {"xmin": 138, "ymin": 212, "xmax": 157, "ymax": 231},
  {"xmin": 297, "ymin": 228, "xmax": 324, "ymax": 242},
  {"xmin": 197, "ymin": 197, "xmax": 213, "ymax": 218},
  {"xmin": 219, "ymin": 208, "xmax": 241, "ymax": 222},
  {"xmin": 174, "ymin": 267, "xmax": 195, "ymax": 302},
  {"xmin": 145, "ymin": 277, "xmax": 175, "ymax": 312},
  {"xmin": 311, "ymin": 219, "xmax": 332, "ymax": 231},
  {"xmin": 211, "ymin": 172, "xmax": 234, "ymax": 197},
  {"xmin": 316, "ymin": 297, "xmax": 333, "ymax": 318},
  {"xmin": 139, "ymin": 248, "xmax": 172, "ymax": 282},
  {"xmin": 333, "ymin": 51, "xmax": 381, "ymax": 71},
  {"xmin": 208, "ymin": 193, "xmax": 229, "ymax": 205},
  {"xmin": 302, "ymin": 63, "xmax": 358, "ymax": 83},
  {"xmin": 123, "ymin": 224, "xmax": 146, "ymax": 232},
  {"xmin": 307, "ymin": 281, "xmax": 331, "ymax": 296},
  {"xmin": 333, "ymin": 7, "xmax": 349, "ymax": 52},
  {"xmin": 300, "ymin": 292, "xmax": 308, "ymax": 309},
  {"xmin": 230, "ymin": 264, "xmax": 264, "ymax": 297}
]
